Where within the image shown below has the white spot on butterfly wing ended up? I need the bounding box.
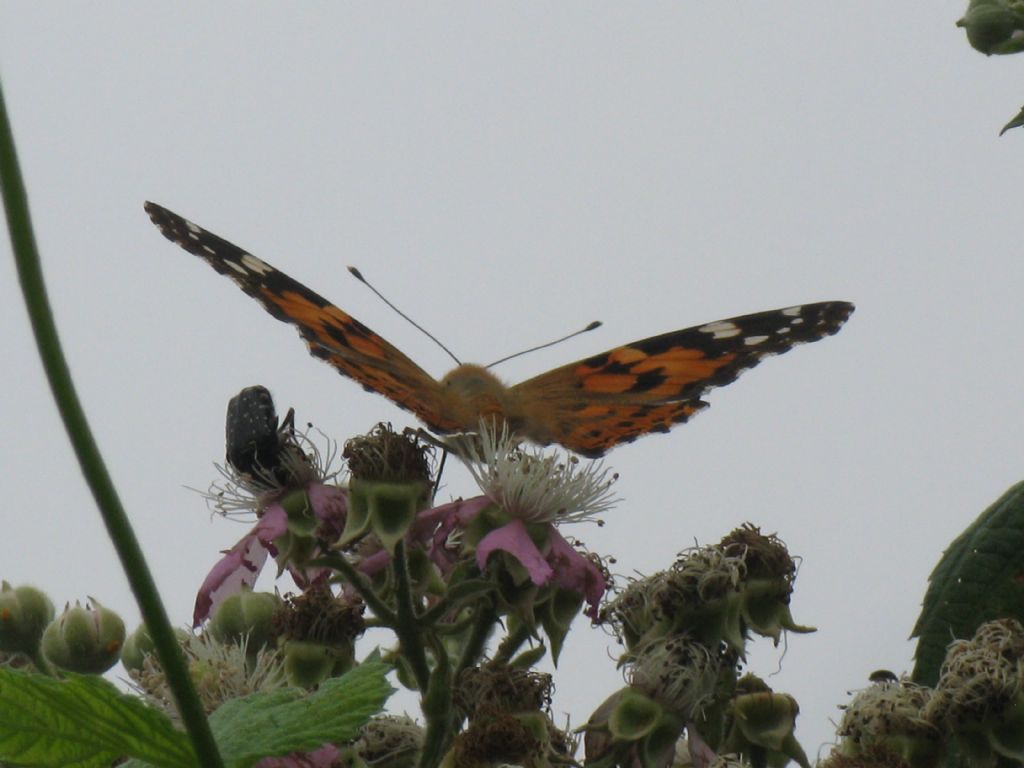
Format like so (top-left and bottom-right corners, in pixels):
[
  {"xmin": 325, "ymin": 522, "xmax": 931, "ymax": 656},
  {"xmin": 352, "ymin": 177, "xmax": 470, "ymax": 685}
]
[
  {"xmin": 781, "ymin": 306, "xmax": 804, "ymax": 317},
  {"xmin": 699, "ymin": 320, "xmax": 741, "ymax": 339},
  {"xmin": 240, "ymin": 253, "xmax": 274, "ymax": 276},
  {"xmin": 744, "ymin": 335, "xmax": 770, "ymax": 345}
]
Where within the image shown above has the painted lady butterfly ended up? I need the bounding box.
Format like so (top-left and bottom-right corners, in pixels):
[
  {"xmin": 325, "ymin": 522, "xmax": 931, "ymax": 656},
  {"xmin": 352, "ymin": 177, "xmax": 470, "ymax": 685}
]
[{"xmin": 146, "ymin": 202, "xmax": 853, "ymax": 457}]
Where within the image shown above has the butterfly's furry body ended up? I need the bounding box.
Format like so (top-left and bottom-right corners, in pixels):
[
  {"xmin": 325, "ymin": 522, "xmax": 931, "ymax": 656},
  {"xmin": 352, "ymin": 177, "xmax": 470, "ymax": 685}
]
[{"xmin": 145, "ymin": 202, "xmax": 853, "ymax": 457}]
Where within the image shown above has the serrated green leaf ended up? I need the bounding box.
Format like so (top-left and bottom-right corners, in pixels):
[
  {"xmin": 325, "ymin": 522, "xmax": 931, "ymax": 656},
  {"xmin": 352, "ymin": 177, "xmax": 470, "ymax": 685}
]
[
  {"xmin": 0, "ymin": 667, "xmax": 196, "ymax": 768},
  {"xmin": 911, "ymin": 480, "xmax": 1024, "ymax": 685},
  {"xmin": 209, "ymin": 661, "xmax": 393, "ymax": 768}
]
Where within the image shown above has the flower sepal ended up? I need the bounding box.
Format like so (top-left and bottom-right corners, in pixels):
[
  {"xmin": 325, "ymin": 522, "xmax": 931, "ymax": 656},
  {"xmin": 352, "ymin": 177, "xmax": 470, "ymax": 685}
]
[
  {"xmin": 538, "ymin": 587, "xmax": 583, "ymax": 665},
  {"xmin": 342, "ymin": 478, "xmax": 432, "ymax": 553},
  {"xmin": 722, "ymin": 686, "xmax": 809, "ymax": 768},
  {"xmin": 585, "ymin": 687, "xmax": 685, "ymax": 768},
  {"xmin": 740, "ymin": 577, "xmax": 815, "ymax": 643}
]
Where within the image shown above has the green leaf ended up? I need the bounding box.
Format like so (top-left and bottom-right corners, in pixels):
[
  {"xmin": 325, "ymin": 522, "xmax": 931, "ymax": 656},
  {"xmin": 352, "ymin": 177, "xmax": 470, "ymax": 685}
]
[
  {"xmin": 0, "ymin": 667, "xmax": 196, "ymax": 768},
  {"xmin": 209, "ymin": 661, "xmax": 393, "ymax": 768},
  {"xmin": 911, "ymin": 480, "xmax": 1024, "ymax": 685},
  {"xmin": 1001, "ymin": 105, "xmax": 1024, "ymax": 135}
]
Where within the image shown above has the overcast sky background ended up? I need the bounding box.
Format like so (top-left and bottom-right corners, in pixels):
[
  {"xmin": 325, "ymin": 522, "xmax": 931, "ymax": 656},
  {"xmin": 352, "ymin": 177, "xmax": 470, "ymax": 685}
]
[{"xmin": 2, "ymin": 2, "xmax": 1021, "ymax": 755}]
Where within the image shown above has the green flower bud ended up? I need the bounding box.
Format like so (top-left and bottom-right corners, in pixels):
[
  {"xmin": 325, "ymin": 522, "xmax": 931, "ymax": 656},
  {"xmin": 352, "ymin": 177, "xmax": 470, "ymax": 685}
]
[
  {"xmin": 282, "ymin": 639, "xmax": 353, "ymax": 688},
  {"xmin": 956, "ymin": 0, "xmax": 1024, "ymax": 54},
  {"xmin": 0, "ymin": 582, "xmax": 54, "ymax": 656},
  {"xmin": 120, "ymin": 624, "xmax": 156, "ymax": 673},
  {"xmin": 208, "ymin": 590, "xmax": 280, "ymax": 653},
  {"xmin": 42, "ymin": 598, "xmax": 125, "ymax": 674},
  {"xmin": 121, "ymin": 624, "xmax": 192, "ymax": 673}
]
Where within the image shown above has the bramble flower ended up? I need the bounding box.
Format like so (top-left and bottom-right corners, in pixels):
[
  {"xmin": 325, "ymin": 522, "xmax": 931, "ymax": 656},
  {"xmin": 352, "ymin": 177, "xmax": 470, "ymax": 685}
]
[
  {"xmin": 187, "ymin": 387, "xmax": 352, "ymax": 626},
  {"xmin": 460, "ymin": 419, "xmax": 618, "ymax": 525},
  {"xmin": 454, "ymin": 420, "xmax": 616, "ymax": 617},
  {"xmin": 203, "ymin": 412, "xmax": 341, "ymax": 520},
  {"xmin": 192, "ymin": 485, "xmax": 347, "ymax": 626}
]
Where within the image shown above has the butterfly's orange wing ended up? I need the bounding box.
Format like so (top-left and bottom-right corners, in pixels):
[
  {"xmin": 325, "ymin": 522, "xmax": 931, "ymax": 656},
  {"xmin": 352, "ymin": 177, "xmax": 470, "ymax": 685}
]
[
  {"xmin": 512, "ymin": 302, "xmax": 854, "ymax": 456},
  {"xmin": 144, "ymin": 202, "xmax": 461, "ymax": 434}
]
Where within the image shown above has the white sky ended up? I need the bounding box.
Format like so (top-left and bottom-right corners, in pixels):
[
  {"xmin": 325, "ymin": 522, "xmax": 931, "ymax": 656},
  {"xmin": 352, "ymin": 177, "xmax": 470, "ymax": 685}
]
[{"xmin": 2, "ymin": 2, "xmax": 1021, "ymax": 756}]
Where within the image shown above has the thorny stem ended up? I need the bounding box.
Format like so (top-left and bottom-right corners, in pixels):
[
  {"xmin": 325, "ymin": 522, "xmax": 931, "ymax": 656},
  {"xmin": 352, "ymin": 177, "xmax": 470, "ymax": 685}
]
[
  {"xmin": 455, "ymin": 599, "xmax": 497, "ymax": 678},
  {"xmin": 393, "ymin": 540, "xmax": 432, "ymax": 692},
  {"xmin": 491, "ymin": 621, "xmax": 532, "ymax": 665}
]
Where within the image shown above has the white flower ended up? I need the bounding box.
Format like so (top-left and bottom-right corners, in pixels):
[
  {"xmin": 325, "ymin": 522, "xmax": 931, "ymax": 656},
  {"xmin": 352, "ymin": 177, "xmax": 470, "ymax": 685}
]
[{"xmin": 458, "ymin": 419, "xmax": 619, "ymax": 525}]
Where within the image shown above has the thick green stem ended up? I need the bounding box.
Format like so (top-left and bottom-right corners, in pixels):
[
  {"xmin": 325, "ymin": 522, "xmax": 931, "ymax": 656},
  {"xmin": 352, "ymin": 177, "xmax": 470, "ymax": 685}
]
[
  {"xmin": 0, "ymin": 80, "xmax": 223, "ymax": 767},
  {"xmin": 455, "ymin": 600, "xmax": 497, "ymax": 678},
  {"xmin": 418, "ymin": 634, "xmax": 454, "ymax": 768},
  {"xmin": 392, "ymin": 540, "xmax": 431, "ymax": 691}
]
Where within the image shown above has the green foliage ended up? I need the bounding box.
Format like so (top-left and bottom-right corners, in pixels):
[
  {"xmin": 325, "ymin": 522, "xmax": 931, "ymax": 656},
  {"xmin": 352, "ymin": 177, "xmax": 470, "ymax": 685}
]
[
  {"xmin": 0, "ymin": 667, "xmax": 196, "ymax": 768},
  {"xmin": 0, "ymin": 662, "xmax": 391, "ymax": 768},
  {"xmin": 208, "ymin": 661, "xmax": 393, "ymax": 767},
  {"xmin": 911, "ymin": 480, "xmax": 1024, "ymax": 685}
]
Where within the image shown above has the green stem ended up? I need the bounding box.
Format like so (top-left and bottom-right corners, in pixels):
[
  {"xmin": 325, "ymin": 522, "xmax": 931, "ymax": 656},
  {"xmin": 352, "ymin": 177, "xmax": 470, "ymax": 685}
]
[
  {"xmin": 392, "ymin": 540, "xmax": 431, "ymax": 691},
  {"xmin": 0, "ymin": 80, "xmax": 223, "ymax": 768},
  {"xmin": 28, "ymin": 649, "xmax": 53, "ymax": 676},
  {"xmin": 317, "ymin": 553, "xmax": 398, "ymax": 625},
  {"xmin": 418, "ymin": 634, "xmax": 454, "ymax": 768},
  {"xmin": 432, "ymin": 615, "xmax": 476, "ymax": 636},
  {"xmin": 455, "ymin": 600, "xmax": 496, "ymax": 678},
  {"xmin": 491, "ymin": 621, "xmax": 531, "ymax": 665}
]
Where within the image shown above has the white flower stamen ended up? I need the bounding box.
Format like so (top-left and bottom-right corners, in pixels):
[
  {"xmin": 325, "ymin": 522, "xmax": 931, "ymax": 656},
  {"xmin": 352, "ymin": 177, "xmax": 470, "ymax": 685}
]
[
  {"xmin": 458, "ymin": 420, "xmax": 619, "ymax": 525},
  {"xmin": 197, "ymin": 426, "xmax": 342, "ymax": 518}
]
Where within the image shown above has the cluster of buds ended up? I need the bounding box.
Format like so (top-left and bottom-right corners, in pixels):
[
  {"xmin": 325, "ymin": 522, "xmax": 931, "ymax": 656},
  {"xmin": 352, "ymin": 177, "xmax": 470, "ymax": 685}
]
[
  {"xmin": 826, "ymin": 618, "xmax": 1024, "ymax": 768},
  {"xmin": 0, "ymin": 583, "xmax": 124, "ymax": 676},
  {"xmin": 586, "ymin": 526, "xmax": 812, "ymax": 768}
]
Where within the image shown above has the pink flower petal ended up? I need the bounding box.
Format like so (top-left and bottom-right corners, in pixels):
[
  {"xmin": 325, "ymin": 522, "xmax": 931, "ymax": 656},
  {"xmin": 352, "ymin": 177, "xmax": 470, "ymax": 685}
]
[
  {"xmin": 308, "ymin": 483, "xmax": 347, "ymax": 539},
  {"xmin": 546, "ymin": 529, "xmax": 607, "ymax": 618},
  {"xmin": 192, "ymin": 504, "xmax": 288, "ymax": 626},
  {"xmin": 476, "ymin": 519, "xmax": 554, "ymax": 586},
  {"xmin": 254, "ymin": 743, "xmax": 339, "ymax": 767}
]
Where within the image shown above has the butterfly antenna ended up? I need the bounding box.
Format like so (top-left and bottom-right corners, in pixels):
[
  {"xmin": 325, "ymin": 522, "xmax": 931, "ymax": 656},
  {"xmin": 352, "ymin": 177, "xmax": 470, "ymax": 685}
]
[
  {"xmin": 348, "ymin": 266, "xmax": 461, "ymax": 365},
  {"xmin": 486, "ymin": 320, "xmax": 602, "ymax": 368}
]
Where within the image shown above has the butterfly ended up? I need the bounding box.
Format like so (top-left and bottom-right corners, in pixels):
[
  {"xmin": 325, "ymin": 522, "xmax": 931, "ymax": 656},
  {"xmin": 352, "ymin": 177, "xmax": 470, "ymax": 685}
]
[{"xmin": 145, "ymin": 202, "xmax": 853, "ymax": 457}]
